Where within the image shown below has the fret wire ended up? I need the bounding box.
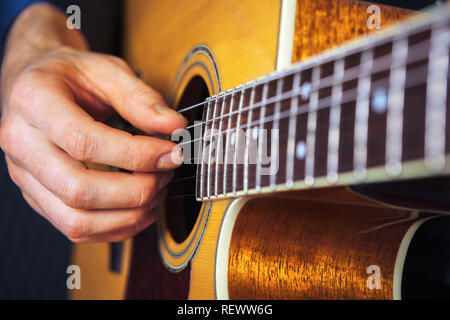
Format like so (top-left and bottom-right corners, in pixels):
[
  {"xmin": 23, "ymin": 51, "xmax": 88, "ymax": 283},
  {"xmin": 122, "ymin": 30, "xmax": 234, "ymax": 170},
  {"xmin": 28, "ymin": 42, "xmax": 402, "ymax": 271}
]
[
  {"xmin": 173, "ymin": 16, "xmax": 450, "ymax": 199},
  {"xmin": 183, "ymin": 58, "xmax": 436, "ymax": 198},
  {"xmin": 270, "ymin": 78, "xmax": 284, "ymax": 189},
  {"xmin": 180, "ymin": 40, "xmax": 431, "ymax": 150},
  {"xmin": 354, "ymin": 49, "xmax": 374, "ymax": 181},
  {"xmin": 215, "ymin": 95, "xmax": 226, "ymax": 196},
  {"xmin": 327, "ymin": 58, "xmax": 345, "ymax": 184},
  {"xmin": 233, "ymin": 88, "xmax": 246, "ymax": 195},
  {"xmin": 286, "ymin": 72, "xmax": 302, "ymax": 188},
  {"xmin": 244, "ymin": 86, "xmax": 257, "ymax": 193},
  {"xmin": 304, "ymin": 66, "xmax": 321, "ymax": 186},
  {"xmin": 189, "ymin": 66, "xmax": 434, "ymax": 196},
  {"xmin": 183, "ymin": 61, "xmax": 430, "ymax": 157},
  {"xmin": 182, "ymin": 56, "xmax": 362, "ymax": 131},
  {"xmin": 223, "ymin": 90, "xmax": 237, "ymax": 195},
  {"xmin": 425, "ymin": 25, "xmax": 449, "ymax": 172},
  {"xmin": 185, "ymin": 62, "xmax": 426, "ymax": 168},
  {"xmin": 189, "ymin": 116, "xmax": 432, "ymax": 186},
  {"xmin": 207, "ymin": 97, "xmax": 219, "ymax": 198},
  {"xmin": 386, "ymin": 36, "xmax": 409, "ymax": 176},
  {"xmin": 199, "ymin": 99, "xmax": 211, "ymax": 198},
  {"xmin": 256, "ymin": 83, "xmax": 269, "ymax": 192},
  {"xmin": 177, "ymin": 11, "xmax": 438, "ymax": 118}
]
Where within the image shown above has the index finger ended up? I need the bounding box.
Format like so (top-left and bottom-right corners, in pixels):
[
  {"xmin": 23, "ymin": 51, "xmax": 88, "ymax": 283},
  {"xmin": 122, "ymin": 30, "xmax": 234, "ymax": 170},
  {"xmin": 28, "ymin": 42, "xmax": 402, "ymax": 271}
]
[
  {"xmin": 71, "ymin": 51, "xmax": 188, "ymax": 135},
  {"xmin": 18, "ymin": 81, "xmax": 183, "ymax": 171}
]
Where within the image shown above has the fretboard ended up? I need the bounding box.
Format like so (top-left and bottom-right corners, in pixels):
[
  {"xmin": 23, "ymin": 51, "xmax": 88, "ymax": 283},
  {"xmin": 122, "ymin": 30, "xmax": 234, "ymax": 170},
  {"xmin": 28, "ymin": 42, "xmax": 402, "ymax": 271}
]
[{"xmin": 195, "ymin": 6, "xmax": 450, "ymax": 200}]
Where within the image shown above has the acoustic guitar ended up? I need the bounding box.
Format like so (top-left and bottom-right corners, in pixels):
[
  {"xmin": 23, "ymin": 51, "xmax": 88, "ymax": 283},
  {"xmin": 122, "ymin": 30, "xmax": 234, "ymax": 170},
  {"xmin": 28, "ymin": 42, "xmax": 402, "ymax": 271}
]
[{"xmin": 71, "ymin": 0, "xmax": 450, "ymax": 300}]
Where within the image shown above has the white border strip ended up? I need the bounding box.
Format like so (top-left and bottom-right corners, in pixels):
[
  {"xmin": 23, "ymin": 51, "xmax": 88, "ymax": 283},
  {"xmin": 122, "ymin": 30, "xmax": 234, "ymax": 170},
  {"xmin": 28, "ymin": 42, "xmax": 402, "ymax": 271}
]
[
  {"xmin": 215, "ymin": 198, "xmax": 249, "ymax": 299},
  {"xmin": 276, "ymin": 0, "xmax": 297, "ymax": 71}
]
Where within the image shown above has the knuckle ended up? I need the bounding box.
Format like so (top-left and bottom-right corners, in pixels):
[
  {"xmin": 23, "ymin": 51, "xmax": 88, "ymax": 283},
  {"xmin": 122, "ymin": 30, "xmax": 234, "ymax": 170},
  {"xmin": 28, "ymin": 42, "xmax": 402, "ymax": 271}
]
[
  {"xmin": 7, "ymin": 166, "xmax": 20, "ymax": 186},
  {"xmin": 59, "ymin": 176, "xmax": 93, "ymax": 208},
  {"xmin": 0, "ymin": 120, "xmax": 29, "ymax": 161},
  {"xmin": 62, "ymin": 213, "xmax": 88, "ymax": 239},
  {"xmin": 127, "ymin": 81, "xmax": 163, "ymax": 109},
  {"xmin": 0, "ymin": 124, "xmax": 16, "ymax": 154},
  {"xmin": 135, "ymin": 178, "xmax": 157, "ymax": 207},
  {"xmin": 128, "ymin": 141, "xmax": 148, "ymax": 170},
  {"xmin": 64, "ymin": 125, "xmax": 97, "ymax": 162},
  {"xmin": 129, "ymin": 207, "xmax": 148, "ymax": 226},
  {"xmin": 127, "ymin": 138, "xmax": 163, "ymax": 171},
  {"xmin": 8, "ymin": 72, "xmax": 42, "ymax": 114},
  {"xmin": 106, "ymin": 55, "xmax": 129, "ymax": 70}
]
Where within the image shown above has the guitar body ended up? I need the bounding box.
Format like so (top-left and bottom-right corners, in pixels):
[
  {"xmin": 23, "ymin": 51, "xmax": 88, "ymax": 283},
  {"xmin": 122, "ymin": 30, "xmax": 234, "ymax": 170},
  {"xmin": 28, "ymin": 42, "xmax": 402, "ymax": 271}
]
[{"xmin": 71, "ymin": 0, "xmax": 450, "ymax": 300}]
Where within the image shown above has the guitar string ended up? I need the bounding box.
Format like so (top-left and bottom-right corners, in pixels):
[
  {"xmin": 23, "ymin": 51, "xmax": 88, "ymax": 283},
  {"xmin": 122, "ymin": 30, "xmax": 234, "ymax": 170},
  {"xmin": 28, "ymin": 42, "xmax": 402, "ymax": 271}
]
[
  {"xmin": 179, "ymin": 58, "xmax": 430, "ymax": 163},
  {"xmin": 161, "ymin": 21, "xmax": 448, "ymax": 200},
  {"xmin": 167, "ymin": 60, "xmax": 432, "ymax": 183},
  {"xmin": 166, "ymin": 99, "xmax": 432, "ymax": 194},
  {"xmin": 181, "ymin": 39, "xmax": 430, "ymax": 132},
  {"xmin": 175, "ymin": 59, "xmax": 430, "ymax": 151},
  {"xmin": 165, "ymin": 119, "xmax": 437, "ymax": 201},
  {"xmin": 174, "ymin": 23, "xmax": 433, "ymax": 119},
  {"xmin": 164, "ymin": 65, "xmax": 438, "ymax": 199},
  {"xmin": 168, "ymin": 118, "xmax": 420, "ymax": 186}
]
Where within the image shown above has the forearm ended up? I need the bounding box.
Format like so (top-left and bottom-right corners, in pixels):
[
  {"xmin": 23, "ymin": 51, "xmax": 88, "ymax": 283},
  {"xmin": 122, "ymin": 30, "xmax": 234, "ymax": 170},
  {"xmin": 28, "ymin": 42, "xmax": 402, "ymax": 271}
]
[{"xmin": 1, "ymin": 3, "xmax": 88, "ymax": 99}]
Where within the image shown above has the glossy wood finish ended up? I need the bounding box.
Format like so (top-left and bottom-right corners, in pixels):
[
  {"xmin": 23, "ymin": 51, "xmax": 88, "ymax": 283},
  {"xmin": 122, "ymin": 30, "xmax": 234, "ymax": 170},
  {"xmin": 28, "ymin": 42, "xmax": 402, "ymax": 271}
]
[
  {"xmin": 126, "ymin": 225, "xmax": 190, "ymax": 299},
  {"xmin": 189, "ymin": 199, "xmax": 230, "ymax": 299},
  {"xmin": 292, "ymin": 0, "xmax": 412, "ymax": 62},
  {"xmin": 123, "ymin": 0, "xmax": 281, "ymax": 102},
  {"xmin": 227, "ymin": 189, "xmax": 435, "ymax": 299},
  {"xmin": 124, "ymin": 0, "xmax": 282, "ymax": 299}
]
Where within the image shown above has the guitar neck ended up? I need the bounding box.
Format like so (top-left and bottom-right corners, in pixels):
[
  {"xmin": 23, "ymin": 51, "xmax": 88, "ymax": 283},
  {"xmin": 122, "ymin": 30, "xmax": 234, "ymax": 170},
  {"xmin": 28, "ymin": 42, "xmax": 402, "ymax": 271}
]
[{"xmin": 196, "ymin": 6, "xmax": 450, "ymax": 200}]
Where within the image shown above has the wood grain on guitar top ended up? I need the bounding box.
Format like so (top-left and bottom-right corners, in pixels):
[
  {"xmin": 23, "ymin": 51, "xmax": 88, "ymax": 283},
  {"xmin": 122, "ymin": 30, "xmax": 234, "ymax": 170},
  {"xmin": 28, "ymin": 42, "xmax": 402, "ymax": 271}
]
[{"xmin": 292, "ymin": 0, "xmax": 412, "ymax": 62}]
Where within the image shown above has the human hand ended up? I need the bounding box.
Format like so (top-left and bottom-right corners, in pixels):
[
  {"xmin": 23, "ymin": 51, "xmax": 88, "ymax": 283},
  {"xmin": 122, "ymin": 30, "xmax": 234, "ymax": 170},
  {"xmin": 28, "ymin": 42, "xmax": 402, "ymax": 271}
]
[{"xmin": 0, "ymin": 4, "xmax": 187, "ymax": 242}]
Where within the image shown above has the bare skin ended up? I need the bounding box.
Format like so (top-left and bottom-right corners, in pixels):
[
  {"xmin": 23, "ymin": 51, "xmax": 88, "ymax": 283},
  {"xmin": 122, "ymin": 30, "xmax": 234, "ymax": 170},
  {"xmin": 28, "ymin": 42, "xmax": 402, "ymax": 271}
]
[{"xmin": 0, "ymin": 4, "xmax": 187, "ymax": 242}]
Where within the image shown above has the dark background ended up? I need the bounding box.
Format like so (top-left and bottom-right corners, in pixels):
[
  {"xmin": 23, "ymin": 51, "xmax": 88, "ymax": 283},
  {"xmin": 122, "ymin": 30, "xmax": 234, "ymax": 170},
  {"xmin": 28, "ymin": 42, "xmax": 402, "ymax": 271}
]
[{"xmin": 0, "ymin": 0, "xmax": 122, "ymax": 299}]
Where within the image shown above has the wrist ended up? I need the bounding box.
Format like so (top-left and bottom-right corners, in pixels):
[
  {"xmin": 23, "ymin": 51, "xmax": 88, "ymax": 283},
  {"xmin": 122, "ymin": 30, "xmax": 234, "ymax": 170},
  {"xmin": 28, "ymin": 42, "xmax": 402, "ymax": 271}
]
[{"xmin": 1, "ymin": 3, "xmax": 88, "ymax": 98}]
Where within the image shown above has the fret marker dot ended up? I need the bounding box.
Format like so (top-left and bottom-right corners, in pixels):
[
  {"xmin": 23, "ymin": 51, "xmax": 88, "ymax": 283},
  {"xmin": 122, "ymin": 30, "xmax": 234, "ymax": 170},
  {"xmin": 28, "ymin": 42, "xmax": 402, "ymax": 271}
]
[
  {"xmin": 252, "ymin": 126, "xmax": 259, "ymax": 140},
  {"xmin": 301, "ymin": 82, "xmax": 311, "ymax": 100},
  {"xmin": 296, "ymin": 141, "xmax": 306, "ymax": 160},
  {"xmin": 372, "ymin": 88, "xmax": 388, "ymax": 113}
]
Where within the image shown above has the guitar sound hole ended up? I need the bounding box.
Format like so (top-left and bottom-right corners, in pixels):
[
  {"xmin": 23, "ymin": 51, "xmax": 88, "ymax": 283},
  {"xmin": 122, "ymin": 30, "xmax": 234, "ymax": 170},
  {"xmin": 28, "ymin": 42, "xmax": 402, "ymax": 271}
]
[{"xmin": 163, "ymin": 76, "xmax": 209, "ymax": 244}]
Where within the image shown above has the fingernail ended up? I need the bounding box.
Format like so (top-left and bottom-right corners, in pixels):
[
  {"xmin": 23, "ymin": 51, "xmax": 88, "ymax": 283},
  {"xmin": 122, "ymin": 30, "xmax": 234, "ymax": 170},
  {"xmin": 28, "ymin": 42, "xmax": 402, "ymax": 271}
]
[
  {"xmin": 157, "ymin": 147, "xmax": 184, "ymax": 169},
  {"xmin": 154, "ymin": 105, "xmax": 185, "ymax": 119}
]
